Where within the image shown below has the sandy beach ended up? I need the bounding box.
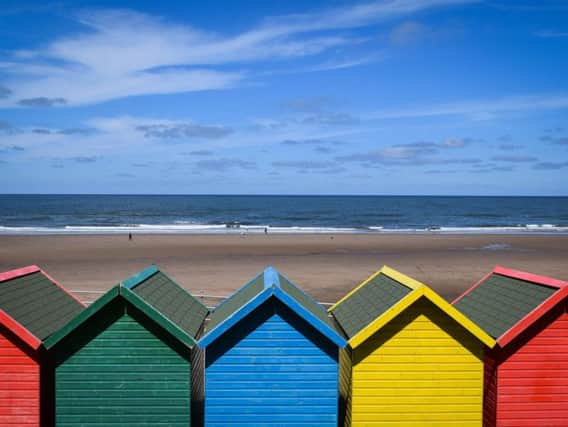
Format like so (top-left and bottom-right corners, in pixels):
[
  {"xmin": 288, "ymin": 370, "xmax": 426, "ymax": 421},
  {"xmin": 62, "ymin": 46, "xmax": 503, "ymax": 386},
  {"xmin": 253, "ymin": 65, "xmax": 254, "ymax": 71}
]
[{"xmin": 1, "ymin": 233, "xmax": 567, "ymax": 306}]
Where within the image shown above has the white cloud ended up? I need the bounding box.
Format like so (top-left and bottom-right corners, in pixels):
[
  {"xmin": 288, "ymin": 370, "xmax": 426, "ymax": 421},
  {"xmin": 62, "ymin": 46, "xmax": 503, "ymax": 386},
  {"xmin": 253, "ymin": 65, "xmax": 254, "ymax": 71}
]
[
  {"xmin": 364, "ymin": 94, "xmax": 568, "ymax": 120},
  {"xmin": 0, "ymin": 0, "xmax": 475, "ymax": 107},
  {"xmin": 534, "ymin": 30, "xmax": 568, "ymax": 38}
]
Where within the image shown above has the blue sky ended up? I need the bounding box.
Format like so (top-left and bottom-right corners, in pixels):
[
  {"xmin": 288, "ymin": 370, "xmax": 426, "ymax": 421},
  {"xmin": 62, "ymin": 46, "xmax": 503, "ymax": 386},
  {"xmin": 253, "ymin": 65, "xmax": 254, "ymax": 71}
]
[{"xmin": 0, "ymin": 0, "xmax": 567, "ymax": 195}]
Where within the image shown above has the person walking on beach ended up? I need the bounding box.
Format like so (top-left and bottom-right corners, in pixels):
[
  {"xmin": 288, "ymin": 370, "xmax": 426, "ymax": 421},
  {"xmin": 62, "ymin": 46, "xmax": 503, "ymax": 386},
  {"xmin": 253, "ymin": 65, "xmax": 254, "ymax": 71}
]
[{"xmin": 128, "ymin": 232, "xmax": 132, "ymax": 241}]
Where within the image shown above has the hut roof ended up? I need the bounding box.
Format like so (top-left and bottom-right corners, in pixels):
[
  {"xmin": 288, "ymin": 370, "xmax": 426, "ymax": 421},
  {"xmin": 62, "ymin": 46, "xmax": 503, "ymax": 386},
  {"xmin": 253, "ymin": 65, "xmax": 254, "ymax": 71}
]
[
  {"xmin": 453, "ymin": 265, "xmax": 568, "ymax": 347},
  {"xmin": 0, "ymin": 265, "xmax": 85, "ymax": 349},
  {"xmin": 122, "ymin": 265, "xmax": 209, "ymax": 338},
  {"xmin": 44, "ymin": 283, "xmax": 199, "ymax": 350},
  {"xmin": 330, "ymin": 265, "xmax": 495, "ymax": 349},
  {"xmin": 200, "ymin": 266, "xmax": 346, "ymax": 348}
]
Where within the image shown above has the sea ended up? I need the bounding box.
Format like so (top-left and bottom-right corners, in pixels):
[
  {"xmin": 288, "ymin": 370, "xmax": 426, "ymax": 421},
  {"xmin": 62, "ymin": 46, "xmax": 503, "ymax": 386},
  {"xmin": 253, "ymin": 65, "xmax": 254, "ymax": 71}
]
[{"xmin": 1, "ymin": 194, "xmax": 568, "ymax": 235}]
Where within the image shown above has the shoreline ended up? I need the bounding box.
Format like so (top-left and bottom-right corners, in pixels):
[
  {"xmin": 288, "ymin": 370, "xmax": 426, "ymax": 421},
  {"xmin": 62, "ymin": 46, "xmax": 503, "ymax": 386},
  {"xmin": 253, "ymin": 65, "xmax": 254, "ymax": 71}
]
[
  {"xmin": 1, "ymin": 233, "xmax": 567, "ymax": 306},
  {"xmin": 2, "ymin": 229, "xmax": 568, "ymax": 236}
]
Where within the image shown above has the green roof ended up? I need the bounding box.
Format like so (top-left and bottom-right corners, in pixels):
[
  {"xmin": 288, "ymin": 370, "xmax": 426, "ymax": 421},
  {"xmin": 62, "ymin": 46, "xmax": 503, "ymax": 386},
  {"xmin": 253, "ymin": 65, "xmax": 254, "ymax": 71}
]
[
  {"xmin": 331, "ymin": 273, "xmax": 412, "ymax": 338},
  {"xmin": 0, "ymin": 270, "xmax": 84, "ymax": 341},
  {"xmin": 125, "ymin": 267, "xmax": 209, "ymax": 339},
  {"xmin": 207, "ymin": 272, "xmax": 265, "ymax": 330},
  {"xmin": 454, "ymin": 273, "xmax": 557, "ymax": 339}
]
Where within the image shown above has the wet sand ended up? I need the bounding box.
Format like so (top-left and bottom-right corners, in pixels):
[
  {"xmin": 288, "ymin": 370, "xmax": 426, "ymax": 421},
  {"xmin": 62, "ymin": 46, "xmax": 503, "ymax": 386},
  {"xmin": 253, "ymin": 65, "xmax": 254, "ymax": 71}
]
[{"xmin": 1, "ymin": 234, "xmax": 567, "ymax": 306}]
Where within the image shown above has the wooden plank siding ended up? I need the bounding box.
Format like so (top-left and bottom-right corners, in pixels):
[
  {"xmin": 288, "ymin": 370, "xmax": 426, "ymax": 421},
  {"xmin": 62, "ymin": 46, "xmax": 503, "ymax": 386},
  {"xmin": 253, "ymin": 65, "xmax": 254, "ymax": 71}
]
[
  {"xmin": 339, "ymin": 347, "xmax": 352, "ymax": 427},
  {"xmin": 483, "ymin": 350, "xmax": 498, "ymax": 427},
  {"xmin": 496, "ymin": 303, "xmax": 568, "ymax": 427},
  {"xmin": 351, "ymin": 298, "xmax": 484, "ymax": 426},
  {"xmin": 55, "ymin": 305, "xmax": 191, "ymax": 427},
  {"xmin": 0, "ymin": 326, "xmax": 39, "ymax": 426},
  {"xmin": 205, "ymin": 300, "xmax": 339, "ymax": 427}
]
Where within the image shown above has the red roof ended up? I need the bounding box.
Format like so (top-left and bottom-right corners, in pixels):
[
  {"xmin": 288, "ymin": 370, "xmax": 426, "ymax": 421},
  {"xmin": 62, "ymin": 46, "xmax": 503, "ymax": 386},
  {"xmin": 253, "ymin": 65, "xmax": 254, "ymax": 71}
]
[
  {"xmin": 453, "ymin": 265, "xmax": 568, "ymax": 348},
  {"xmin": 0, "ymin": 265, "xmax": 86, "ymax": 351}
]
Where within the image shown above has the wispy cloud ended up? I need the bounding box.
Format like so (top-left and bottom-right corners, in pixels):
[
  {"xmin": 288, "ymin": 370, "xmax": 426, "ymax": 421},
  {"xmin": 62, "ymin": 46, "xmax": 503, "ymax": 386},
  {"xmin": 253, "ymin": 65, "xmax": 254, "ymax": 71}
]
[
  {"xmin": 0, "ymin": 0, "xmax": 475, "ymax": 106},
  {"xmin": 533, "ymin": 161, "xmax": 568, "ymax": 170},
  {"xmin": 0, "ymin": 144, "xmax": 25, "ymax": 153},
  {"xmin": 69, "ymin": 156, "xmax": 99, "ymax": 163},
  {"xmin": 336, "ymin": 140, "xmax": 480, "ymax": 166},
  {"xmin": 194, "ymin": 158, "xmax": 256, "ymax": 170},
  {"xmin": 498, "ymin": 143, "xmax": 524, "ymax": 150},
  {"xmin": 0, "ymin": 86, "xmax": 12, "ymax": 99},
  {"xmin": 534, "ymin": 30, "xmax": 568, "ymax": 38},
  {"xmin": 491, "ymin": 154, "xmax": 538, "ymax": 163},
  {"xmin": 540, "ymin": 135, "xmax": 568, "ymax": 145},
  {"xmin": 18, "ymin": 97, "xmax": 67, "ymax": 108},
  {"xmin": 136, "ymin": 123, "xmax": 232, "ymax": 140},
  {"xmin": 184, "ymin": 150, "xmax": 214, "ymax": 156},
  {"xmin": 365, "ymin": 93, "xmax": 568, "ymax": 120},
  {"xmin": 272, "ymin": 160, "xmax": 337, "ymax": 169},
  {"xmin": 389, "ymin": 21, "xmax": 430, "ymax": 44}
]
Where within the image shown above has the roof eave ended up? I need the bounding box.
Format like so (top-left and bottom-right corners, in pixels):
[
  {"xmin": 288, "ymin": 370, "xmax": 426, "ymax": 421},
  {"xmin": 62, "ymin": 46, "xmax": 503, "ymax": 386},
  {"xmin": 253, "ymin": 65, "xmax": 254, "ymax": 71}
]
[
  {"xmin": 422, "ymin": 287, "xmax": 496, "ymax": 348},
  {"xmin": 44, "ymin": 286, "xmax": 120, "ymax": 349},
  {"xmin": 120, "ymin": 286, "xmax": 197, "ymax": 348},
  {"xmin": 329, "ymin": 265, "xmax": 418, "ymax": 313},
  {"xmin": 273, "ymin": 287, "xmax": 346, "ymax": 348},
  {"xmin": 348, "ymin": 285, "xmax": 496, "ymax": 350},
  {"xmin": 199, "ymin": 285, "xmax": 347, "ymax": 349},
  {"xmin": 348, "ymin": 290, "xmax": 422, "ymax": 349},
  {"xmin": 198, "ymin": 287, "xmax": 273, "ymax": 348},
  {"xmin": 498, "ymin": 285, "xmax": 568, "ymax": 348},
  {"xmin": 45, "ymin": 285, "xmax": 197, "ymax": 350},
  {"xmin": 0, "ymin": 309, "xmax": 41, "ymax": 350},
  {"xmin": 0, "ymin": 265, "xmax": 40, "ymax": 282}
]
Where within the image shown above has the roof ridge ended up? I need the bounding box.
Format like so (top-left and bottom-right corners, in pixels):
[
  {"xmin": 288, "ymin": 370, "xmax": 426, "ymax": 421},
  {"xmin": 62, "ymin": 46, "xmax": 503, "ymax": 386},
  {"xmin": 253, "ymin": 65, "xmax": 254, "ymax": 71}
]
[
  {"xmin": 0, "ymin": 265, "xmax": 40, "ymax": 282},
  {"xmin": 150, "ymin": 267, "xmax": 209, "ymax": 311},
  {"xmin": 328, "ymin": 267, "xmax": 385, "ymax": 312},
  {"xmin": 380, "ymin": 265, "xmax": 424, "ymax": 291},
  {"xmin": 276, "ymin": 268, "xmax": 328, "ymax": 313},
  {"xmin": 329, "ymin": 265, "xmax": 420, "ymax": 312},
  {"xmin": 263, "ymin": 266, "xmax": 280, "ymax": 289},
  {"xmin": 45, "ymin": 284, "xmax": 196, "ymax": 350},
  {"xmin": 121, "ymin": 265, "xmax": 159, "ymax": 289},
  {"xmin": 213, "ymin": 269, "xmax": 265, "ymax": 312},
  {"xmin": 493, "ymin": 265, "xmax": 568, "ymax": 289},
  {"xmin": 347, "ymin": 276, "xmax": 495, "ymax": 349}
]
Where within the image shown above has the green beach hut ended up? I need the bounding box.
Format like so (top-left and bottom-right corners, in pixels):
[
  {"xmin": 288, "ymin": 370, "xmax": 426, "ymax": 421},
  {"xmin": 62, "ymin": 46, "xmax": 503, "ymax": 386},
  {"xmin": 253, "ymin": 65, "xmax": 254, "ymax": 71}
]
[{"xmin": 44, "ymin": 265, "xmax": 208, "ymax": 427}]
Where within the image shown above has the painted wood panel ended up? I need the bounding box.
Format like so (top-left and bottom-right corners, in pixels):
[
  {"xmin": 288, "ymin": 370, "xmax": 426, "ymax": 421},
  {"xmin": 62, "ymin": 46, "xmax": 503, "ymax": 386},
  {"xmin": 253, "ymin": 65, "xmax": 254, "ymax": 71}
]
[
  {"xmin": 351, "ymin": 298, "xmax": 484, "ymax": 426},
  {"xmin": 55, "ymin": 310, "xmax": 191, "ymax": 427},
  {"xmin": 497, "ymin": 305, "xmax": 568, "ymax": 427},
  {"xmin": 0, "ymin": 327, "xmax": 39, "ymax": 426},
  {"xmin": 339, "ymin": 347, "xmax": 352, "ymax": 427},
  {"xmin": 205, "ymin": 300, "xmax": 339, "ymax": 427}
]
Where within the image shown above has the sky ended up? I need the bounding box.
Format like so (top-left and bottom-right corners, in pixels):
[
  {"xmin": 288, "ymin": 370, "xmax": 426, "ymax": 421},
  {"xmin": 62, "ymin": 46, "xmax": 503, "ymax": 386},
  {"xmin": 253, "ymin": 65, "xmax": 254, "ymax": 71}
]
[{"xmin": 0, "ymin": 0, "xmax": 567, "ymax": 195}]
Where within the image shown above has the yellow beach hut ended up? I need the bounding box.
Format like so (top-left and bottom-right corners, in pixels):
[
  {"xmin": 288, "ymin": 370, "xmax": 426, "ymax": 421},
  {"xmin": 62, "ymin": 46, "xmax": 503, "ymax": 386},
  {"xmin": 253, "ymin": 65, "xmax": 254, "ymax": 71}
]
[{"xmin": 329, "ymin": 266, "xmax": 495, "ymax": 427}]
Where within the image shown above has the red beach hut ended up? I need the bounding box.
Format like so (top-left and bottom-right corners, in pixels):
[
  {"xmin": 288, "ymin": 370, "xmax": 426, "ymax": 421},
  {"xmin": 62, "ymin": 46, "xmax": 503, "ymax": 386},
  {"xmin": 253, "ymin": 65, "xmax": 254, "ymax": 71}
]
[
  {"xmin": 453, "ymin": 265, "xmax": 568, "ymax": 427},
  {"xmin": 0, "ymin": 265, "xmax": 85, "ymax": 426}
]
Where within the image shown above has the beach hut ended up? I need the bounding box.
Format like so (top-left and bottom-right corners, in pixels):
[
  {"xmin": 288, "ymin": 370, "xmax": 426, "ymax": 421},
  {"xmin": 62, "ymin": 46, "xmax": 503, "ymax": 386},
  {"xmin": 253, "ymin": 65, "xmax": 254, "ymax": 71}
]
[
  {"xmin": 329, "ymin": 265, "xmax": 495, "ymax": 427},
  {"xmin": 198, "ymin": 266, "xmax": 347, "ymax": 427},
  {"xmin": 0, "ymin": 265, "xmax": 85, "ymax": 427},
  {"xmin": 44, "ymin": 265, "xmax": 208, "ymax": 427},
  {"xmin": 453, "ymin": 265, "xmax": 568, "ymax": 427}
]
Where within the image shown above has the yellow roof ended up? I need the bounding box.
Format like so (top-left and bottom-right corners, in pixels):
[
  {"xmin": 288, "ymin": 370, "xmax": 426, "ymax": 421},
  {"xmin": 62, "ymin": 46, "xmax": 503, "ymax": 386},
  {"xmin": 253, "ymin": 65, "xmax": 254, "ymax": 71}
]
[{"xmin": 330, "ymin": 265, "xmax": 496, "ymax": 349}]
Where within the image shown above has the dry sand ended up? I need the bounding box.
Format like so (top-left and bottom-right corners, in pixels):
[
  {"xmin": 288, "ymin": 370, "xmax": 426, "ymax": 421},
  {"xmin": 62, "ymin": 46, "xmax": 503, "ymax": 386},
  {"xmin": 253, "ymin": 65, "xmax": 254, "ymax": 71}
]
[{"xmin": 1, "ymin": 234, "xmax": 567, "ymax": 306}]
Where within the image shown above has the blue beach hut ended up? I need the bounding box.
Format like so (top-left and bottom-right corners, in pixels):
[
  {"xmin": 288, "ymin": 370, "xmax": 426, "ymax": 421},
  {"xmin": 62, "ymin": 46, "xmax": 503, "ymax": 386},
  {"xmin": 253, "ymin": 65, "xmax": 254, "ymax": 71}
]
[{"xmin": 198, "ymin": 267, "xmax": 347, "ymax": 427}]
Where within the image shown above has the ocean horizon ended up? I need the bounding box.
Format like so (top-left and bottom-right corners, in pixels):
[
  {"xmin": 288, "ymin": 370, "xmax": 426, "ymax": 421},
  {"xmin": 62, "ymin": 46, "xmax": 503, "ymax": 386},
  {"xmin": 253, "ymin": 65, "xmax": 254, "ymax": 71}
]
[{"xmin": 1, "ymin": 194, "xmax": 568, "ymax": 235}]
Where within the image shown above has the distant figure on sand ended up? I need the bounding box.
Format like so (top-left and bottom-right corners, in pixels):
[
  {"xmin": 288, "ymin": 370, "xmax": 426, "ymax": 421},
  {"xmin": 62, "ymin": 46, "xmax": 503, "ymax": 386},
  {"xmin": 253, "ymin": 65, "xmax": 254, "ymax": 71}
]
[
  {"xmin": 264, "ymin": 227, "xmax": 268, "ymax": 235},
  {"xmin": 128, "ymin": 232, "xmax": 132, "ymax": 241}
]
